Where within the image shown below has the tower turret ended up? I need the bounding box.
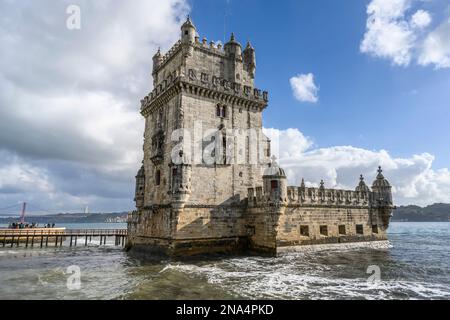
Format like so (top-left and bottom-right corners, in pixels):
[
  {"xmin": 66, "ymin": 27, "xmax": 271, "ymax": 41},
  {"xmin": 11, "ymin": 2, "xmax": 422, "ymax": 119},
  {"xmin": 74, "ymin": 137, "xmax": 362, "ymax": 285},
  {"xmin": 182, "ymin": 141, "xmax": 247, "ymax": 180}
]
[
  {"xmin": 263, "ymin": 156, "xmax": 287, "ymax": 203},
  {"xmin": 371, "ymin": 166, "xmax": 393, "ymax": 206},
  {"xmin": 152, "ymin": 48, "xmax": 163, "ymax": 86},
  {"xmin": 356, "ymin": 174, "xmax": 370, "ymax": 203},
  {"xmin": 181, "ymin": 15, "xmax": 196, "ymax": 44},
  {"xmin": 134, "ymin": 165, "xmax": 145, "ymax": 210},
  {"xmin": 152, "ymin": 48, "xmax": 163, "ymax": 72},
  {"xmin": 356, "ymin": 174, "xmax": 370, "ymax": 192},
  {"xmin": 224, "ymin": 33, "xmax": 242, "ymax": 60},
  {"xmin": 243, "ymin": 41, "xmax": 256, "ymax": 78},
  {"xmin": 169, "ymin": 151, "xmax": 192, "ymax": 210}
]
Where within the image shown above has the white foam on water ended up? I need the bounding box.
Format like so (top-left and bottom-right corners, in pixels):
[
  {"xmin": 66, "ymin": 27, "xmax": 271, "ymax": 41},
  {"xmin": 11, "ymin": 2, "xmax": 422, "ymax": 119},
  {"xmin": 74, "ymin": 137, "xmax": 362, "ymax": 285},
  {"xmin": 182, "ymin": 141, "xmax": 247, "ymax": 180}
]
[
  {"xmin": 0, "ymin": 250, "xmax": 20, "ymax": 256},
  {"xmin": 161, "ymin": 251, "xmax": 450, "ymax": 300},
  {"xmin": 278, "ymin": 241, "xmax": 393, "ymax": 254}
]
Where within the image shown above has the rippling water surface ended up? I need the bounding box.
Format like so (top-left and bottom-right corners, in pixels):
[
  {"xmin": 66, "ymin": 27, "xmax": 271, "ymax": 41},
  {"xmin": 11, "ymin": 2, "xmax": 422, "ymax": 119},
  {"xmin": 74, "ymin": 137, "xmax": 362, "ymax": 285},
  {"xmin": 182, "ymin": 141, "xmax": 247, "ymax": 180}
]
[{"xmin": 0, "ymin": 222, "xmax": 449, "ymax": 300}]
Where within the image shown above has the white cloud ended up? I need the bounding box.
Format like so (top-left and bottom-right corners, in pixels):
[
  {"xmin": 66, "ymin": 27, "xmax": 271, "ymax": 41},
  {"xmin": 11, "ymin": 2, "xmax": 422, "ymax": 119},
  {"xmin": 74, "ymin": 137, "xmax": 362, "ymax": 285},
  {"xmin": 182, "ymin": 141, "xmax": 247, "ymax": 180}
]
[
  {"xmin": 264, "ymin": 128, "xmax": 450, "ymax": 207},
  {"xmin": 263, "ymin": 128, "xmax": 313, "ymax": 159},
  {"xmin": 290, "ymin": 73, "xmax": 319, "ymax": 103},
  {"xmin": 0, "ymin": 0, "xmax": 189, "ymax": 213},
  {"xmin": 411, "ymin": 10, "xmax": 432, "ymax": 29},
  {"xmin": 360, "ymin": 0, "xmax": 450, "ymax": 69},
  {"xmin": 418, "ymin": 18, "xmax": 450, "ymax": 68},
  {"xmin": 360, "ymin": 0, "xmax": 416, "ymax": 66}
]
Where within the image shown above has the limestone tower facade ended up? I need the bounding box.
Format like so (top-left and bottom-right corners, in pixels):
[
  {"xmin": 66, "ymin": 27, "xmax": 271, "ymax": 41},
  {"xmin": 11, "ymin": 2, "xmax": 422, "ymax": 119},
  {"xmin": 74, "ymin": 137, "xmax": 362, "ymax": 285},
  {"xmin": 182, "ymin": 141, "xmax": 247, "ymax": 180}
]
[{"xmin": 129, "ymin": 17, "xmax": 270, "ymax": 255}]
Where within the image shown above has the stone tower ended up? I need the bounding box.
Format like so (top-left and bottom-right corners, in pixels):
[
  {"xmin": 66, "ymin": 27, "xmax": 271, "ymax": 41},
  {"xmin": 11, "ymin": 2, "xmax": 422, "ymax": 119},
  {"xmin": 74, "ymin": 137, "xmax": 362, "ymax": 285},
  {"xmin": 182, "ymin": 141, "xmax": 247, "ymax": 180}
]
[
  {"xmin": 128, "ymin": 18, "xmax": 394, "ymax": 257},
  {"xmin": 128, "ymin": 17, "xmax": 270, "ymax": 255}
]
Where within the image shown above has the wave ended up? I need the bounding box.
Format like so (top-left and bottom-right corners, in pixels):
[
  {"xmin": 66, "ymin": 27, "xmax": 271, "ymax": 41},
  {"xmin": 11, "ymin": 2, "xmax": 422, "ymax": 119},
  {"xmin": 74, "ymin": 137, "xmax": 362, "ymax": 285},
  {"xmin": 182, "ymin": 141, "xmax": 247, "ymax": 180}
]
[{"xmin": 159, "ymin": 252, "xmax": 450, "ymax": 300}]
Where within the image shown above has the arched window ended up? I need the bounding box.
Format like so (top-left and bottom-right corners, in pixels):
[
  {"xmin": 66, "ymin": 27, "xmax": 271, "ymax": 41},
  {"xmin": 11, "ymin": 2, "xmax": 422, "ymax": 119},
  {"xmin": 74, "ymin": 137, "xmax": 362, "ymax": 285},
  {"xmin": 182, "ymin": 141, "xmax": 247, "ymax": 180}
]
[
  {"xmin": 216, "ymin": 105, "xmax": 221, "ymax": 117},
  {"xmin": 155, "ymin": 170, "xmax": 161, "ymax": 186},
  {"xmin": 222, "ymin": 136, "xmax": 227, "ymax": 164},
  {"xmin": 171, "ymin": 168, "xmax": 178, "ymax": 191},
  {"xmin": 221, "ymin": 106, "xmax": 227, "ymax": 118}
]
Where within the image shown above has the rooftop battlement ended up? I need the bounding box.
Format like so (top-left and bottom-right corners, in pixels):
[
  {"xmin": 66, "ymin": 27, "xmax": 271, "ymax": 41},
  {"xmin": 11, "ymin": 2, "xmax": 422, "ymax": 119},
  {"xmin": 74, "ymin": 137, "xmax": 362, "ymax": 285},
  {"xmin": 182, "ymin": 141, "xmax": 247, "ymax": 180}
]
[
  {"xmin": 247, "ymin": 184, "xmax": 371, "ymax": 208},
  {"xmin": 247, "ymin": 168, "xmax": 393, "ymax": 209}
]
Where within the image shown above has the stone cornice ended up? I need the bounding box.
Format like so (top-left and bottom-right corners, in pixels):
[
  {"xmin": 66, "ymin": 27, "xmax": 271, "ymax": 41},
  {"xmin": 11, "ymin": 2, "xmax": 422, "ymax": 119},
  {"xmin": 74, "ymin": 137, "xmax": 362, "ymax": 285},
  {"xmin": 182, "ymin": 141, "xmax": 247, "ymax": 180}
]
[{"xmin": 141, "ymin": 76, "xmax": 268, "ymax": 117}]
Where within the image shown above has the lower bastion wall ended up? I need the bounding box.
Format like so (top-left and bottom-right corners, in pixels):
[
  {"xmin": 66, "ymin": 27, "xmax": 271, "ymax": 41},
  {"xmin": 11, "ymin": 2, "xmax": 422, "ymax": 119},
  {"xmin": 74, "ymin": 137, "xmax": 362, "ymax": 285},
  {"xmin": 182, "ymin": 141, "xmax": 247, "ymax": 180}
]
[{"xmin": 128, "ymin": 205, "xmax": 249, "ymax": 256}]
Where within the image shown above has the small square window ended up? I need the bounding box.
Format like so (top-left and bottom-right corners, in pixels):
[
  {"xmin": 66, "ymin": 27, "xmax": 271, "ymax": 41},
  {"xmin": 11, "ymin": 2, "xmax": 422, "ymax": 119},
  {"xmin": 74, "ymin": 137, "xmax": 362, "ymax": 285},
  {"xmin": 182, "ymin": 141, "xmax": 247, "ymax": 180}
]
[
  {"xmin": 320, "ymin": 225, "xmax": 328, "ymax": 236},
  {"xmin": 356, "ymin": 225, "xmax": 364, "ymax": 235},
  {"xmin": 300, "ymin": 225, "xmax": 309, "ymax": 237},
  {"xmin": 339, "ymin": 225, "xmax": 346, "ymax": 235},
  {"xmin": 372, "ymin": 225, "xmax": 379, "ymax": 234},
  {"xmin": 271, "ymin": 180, "xmax": 279, "ymax": 191}
]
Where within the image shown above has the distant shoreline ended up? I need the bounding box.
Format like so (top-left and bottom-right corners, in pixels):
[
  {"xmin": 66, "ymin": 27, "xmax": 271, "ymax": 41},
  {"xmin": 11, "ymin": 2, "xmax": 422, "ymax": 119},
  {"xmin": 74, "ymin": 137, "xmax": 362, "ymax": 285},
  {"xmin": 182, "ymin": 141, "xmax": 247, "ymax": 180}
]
[
  {"xmin": 1, "ymin": 203, "xmax": 449, "ymax": 224},
  {"xmin": 0, "ymin": 212, "xmax": 128, "ymax": 225}
]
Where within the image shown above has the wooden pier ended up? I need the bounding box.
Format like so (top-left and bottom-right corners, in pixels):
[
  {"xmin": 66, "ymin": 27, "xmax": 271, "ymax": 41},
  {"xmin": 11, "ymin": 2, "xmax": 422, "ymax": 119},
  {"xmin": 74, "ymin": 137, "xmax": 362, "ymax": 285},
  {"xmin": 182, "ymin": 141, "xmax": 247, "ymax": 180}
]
[{"xmin": 0, "ymin": 228, "xmax": 127, "ymax": 248}]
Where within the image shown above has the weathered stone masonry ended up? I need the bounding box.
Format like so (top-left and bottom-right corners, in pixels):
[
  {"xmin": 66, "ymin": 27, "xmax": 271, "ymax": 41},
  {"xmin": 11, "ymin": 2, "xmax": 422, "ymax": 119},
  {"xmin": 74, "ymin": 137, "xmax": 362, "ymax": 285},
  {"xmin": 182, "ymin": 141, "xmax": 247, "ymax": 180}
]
[{"xmin": 127, "ymin": 18, "xmax": 394, "ymax": 256}]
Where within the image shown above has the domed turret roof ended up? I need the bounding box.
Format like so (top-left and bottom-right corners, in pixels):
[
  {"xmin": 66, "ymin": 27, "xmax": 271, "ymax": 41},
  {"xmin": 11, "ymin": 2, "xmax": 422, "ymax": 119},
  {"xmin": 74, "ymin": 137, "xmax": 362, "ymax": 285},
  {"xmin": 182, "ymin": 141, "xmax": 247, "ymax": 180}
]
[
  {"xmin": 244, "ymin": 41, "xmax": 254, "ymax": 51},
  {"xmin": 225, "ymin": 33, "xmax": 241, "ymax": 47},
  {"xmin": 153, "ymin": 48, "xmax": 162, "ymax": 58},
  {"xmin": 263, "ymin": 156, "xmax": 286, "ymax": 177},
  {"xmin": 181, "ymin": 15, "xmax": 196, "ymax": 30},
  {"xmin": 356, "ymin": 174, "xmax": 370, "ymax": 192},
  {"xmin": 372, "ymin": 167, "xmax": 391, "ymax": 188}
]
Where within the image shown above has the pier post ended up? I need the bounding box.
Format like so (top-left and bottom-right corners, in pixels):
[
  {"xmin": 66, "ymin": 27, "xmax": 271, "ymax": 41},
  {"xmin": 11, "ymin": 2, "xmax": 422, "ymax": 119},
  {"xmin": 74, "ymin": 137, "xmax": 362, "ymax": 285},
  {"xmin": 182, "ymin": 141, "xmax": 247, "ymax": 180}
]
[
  {"xmin": 85, "ymin": 236, "xmax": 88, "ymax": 246},
  {"xmin": 11, "ymin": 236, "xmax": 14, "ymax": 248},
  {"xmin": 45, "ymin": 236, "xmax": 49, "ymax": 247},
  {"xmin": 75, "ymin": 236, "xmax": 77, "ymax": 246},
  {"xmin": 70, "ymin": 236, "xmax": 73, "ymax": 247},
  {"xmin": 25, "ymin": 236, "xmax": 29, "ymax": 248},
  {"xmin": 40, "ymin": 235, "xmax": 43, "ymax": 248},
  {"xmin": 60, "ymin": 235, "xmax": 63, "ymax": 247}
]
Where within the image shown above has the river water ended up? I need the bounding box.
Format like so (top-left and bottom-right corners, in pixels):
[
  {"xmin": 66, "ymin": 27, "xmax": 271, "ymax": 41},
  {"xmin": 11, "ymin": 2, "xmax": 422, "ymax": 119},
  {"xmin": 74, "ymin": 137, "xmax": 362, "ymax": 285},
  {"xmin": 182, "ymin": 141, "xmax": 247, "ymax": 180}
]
[{"xmin": 0, "ymin": 222, "xmax": 449, "ymax": 300}]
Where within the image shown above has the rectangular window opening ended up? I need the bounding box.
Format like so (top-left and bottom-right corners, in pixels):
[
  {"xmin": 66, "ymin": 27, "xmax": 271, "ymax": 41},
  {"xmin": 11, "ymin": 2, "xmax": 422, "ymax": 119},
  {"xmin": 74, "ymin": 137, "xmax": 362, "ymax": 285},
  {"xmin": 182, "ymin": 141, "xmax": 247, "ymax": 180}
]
[
  {"xmin": 300, "ymin": 225, "xmax": 309, "ymax": 237},
  {"xmin": 356, "ymin": 224, "xmax": 364, "ymax": 235},
  {"xmin": 372, "ymin": 225, "xmax": 379, "ymax": 234}
]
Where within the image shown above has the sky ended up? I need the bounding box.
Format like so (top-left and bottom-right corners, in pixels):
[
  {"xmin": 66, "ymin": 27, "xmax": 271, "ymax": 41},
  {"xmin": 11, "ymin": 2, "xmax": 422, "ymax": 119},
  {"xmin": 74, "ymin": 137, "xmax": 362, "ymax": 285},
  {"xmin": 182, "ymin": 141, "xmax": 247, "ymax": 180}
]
[{"xmin": 0, "ymin": 0, "xmax": 449, "ymax": 216}]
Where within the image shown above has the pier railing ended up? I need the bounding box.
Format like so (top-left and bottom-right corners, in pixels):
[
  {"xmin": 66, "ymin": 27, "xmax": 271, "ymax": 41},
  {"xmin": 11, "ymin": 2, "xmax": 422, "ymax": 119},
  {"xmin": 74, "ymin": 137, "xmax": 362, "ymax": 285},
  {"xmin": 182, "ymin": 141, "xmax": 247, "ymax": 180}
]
[{"xmin": 0, "ymin": 228, "xmax": 128, "ymax": 248}]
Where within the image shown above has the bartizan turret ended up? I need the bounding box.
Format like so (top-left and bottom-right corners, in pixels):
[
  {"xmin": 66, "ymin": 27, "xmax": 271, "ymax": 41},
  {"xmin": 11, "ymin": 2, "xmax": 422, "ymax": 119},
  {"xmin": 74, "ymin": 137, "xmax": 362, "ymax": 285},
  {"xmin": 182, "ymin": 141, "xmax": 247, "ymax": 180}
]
[
  {"xmin": 169, "ymin": 150, "xmax": 192, "ymax": 211},
  {"xmin": 371, "ymin": 166, "xmax": 394, "ymax": 229},
  {"xmin": 181, "ymin": 15, "xmax": 196, "ymax": 57},
  {"xmin": 224, "ymin": 33, "xmax": 242, "ymax": 60},
  {"xmin": 152, "ymin": 48, "xmax": 163, "ymax": 85},
  {"xmin": 355, "ymin": 174, "xmax": 370, "ymax": 204},
  {"xmin": 263, "ymin": 156, "xmax": 287, "ymax": 204},
  {"xmin": 134, "ymin": 165, "xmax": 145, "ymax": 210},
  {"xmin": 243, "ymin": 41, "xmax": 256, "ymax": 79},
  {"xmin": 372, "ymin": 167, "xmax": 393, "ymax": 206}
]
